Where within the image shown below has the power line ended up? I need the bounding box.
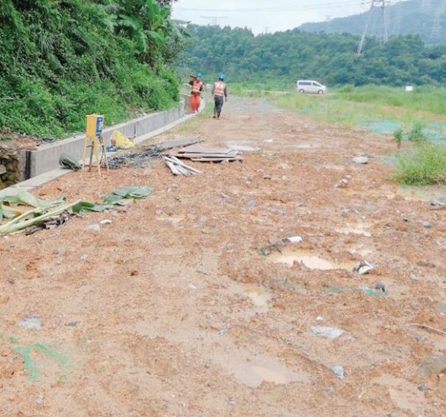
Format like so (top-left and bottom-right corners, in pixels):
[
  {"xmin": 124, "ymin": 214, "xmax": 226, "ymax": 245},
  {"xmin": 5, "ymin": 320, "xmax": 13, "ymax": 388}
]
[
  {"xmin": 357, "ymin": 0, "xmax": 388, "ymax": 55},
  {"xmin": 201, "ymin": 16, "xmax": 227, "ymax": 26},
  {"xmin": 175, "ymin": 1, "xmax": 368, "ymax": 13}
]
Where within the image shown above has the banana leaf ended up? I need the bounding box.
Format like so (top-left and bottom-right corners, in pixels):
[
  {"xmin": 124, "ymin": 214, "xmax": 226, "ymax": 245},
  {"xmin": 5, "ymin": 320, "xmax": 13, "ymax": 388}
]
[
  {"xmin": 0, "ymin": 188, "xmax": 64, "ymax": 208},
  {"xmin": 103, "ymin": 186, "xmax": 154, "ymax": 204},
  {"xmin": 72, "ymin": 202, "xmax": 111, "ymax": 213},
  {"xmin": 0, "ymin": 201, "xmax": 80, "ymax": 234}
]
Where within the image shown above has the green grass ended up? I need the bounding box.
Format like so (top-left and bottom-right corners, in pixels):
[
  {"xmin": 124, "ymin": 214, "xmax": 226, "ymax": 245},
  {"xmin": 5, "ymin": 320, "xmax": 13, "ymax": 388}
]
[
  {"xmin": 231, "ymin": 82, "xmax": 446, "ymax": 186},
  {"xmin": 231, "ymin": 83, "xmax": 446, "ymax": 131},
  {"xmin": 393, "ymin": 144, "xmax": 446, "ymax": 185}
]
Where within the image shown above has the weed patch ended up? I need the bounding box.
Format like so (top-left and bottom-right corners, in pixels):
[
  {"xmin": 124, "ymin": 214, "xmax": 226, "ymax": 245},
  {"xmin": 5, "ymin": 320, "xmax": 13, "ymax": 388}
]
[{"xmin": 393, "ymin": 144, "xmax": 446, "ymax": 185}]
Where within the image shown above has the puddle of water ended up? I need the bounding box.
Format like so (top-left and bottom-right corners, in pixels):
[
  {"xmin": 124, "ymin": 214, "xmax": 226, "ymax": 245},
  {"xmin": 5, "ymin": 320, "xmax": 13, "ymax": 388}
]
[
  {"xmin": 336, "ymin": 223, "xmax": 371, "ymax": 237},
  {"xmin": 243, "ymin": 287, "xmax": 271, "ymax": 307},
  {"xmin": 397, "ymin": 185, "xmax": 446, "ymax": 202},
  {"xmin": 269, "ymin": 249, "xmax": 355, "ymax": 270},
  {"xmin": 250, "ymin": 365, "xmax": 307, "ymax": 385},
  {"xmin": 295, "ymin": 143, "xmax": 318, "ymax": 149},
  {"xmin": 212, "ymin": 353, "xmax": 309, "ymax": 387},
  {"xmin": 221, "ymin": 282, "xmax": 272, "ymax": 313},
  {"xmin": 155, "ymin": 213, "xmax": 184, "ymax": 223}
]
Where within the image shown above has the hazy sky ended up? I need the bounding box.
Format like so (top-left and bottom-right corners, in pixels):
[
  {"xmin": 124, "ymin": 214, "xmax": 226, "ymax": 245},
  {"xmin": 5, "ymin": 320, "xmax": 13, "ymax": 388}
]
[{"xmin": 171, "ymin": 0, "xmax": 407, "ymax": 34}]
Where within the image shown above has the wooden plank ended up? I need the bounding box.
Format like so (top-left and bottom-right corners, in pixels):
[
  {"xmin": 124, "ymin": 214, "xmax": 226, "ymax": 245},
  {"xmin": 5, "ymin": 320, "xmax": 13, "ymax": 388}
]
[
  {"xmin": 190, "ymin": 157, "xmax": 243, "ymax": 162},
  {"xmin": 170, "ymin": 152, "xmax": 238, "ymax": 158},
  {"xmin": 165, "ymin": 161, "xmax": 178, "ymax": 175},
  {"xmin": 145, "ymin": 138, "xmax": 203, "ymax": 153},
  {"xmin": 178, "ymin": 145, "xmax": 235, "ymax": 155},
  {"xmin": 164, "ymin": 156, "xmax": 203, "ymax": 174}
]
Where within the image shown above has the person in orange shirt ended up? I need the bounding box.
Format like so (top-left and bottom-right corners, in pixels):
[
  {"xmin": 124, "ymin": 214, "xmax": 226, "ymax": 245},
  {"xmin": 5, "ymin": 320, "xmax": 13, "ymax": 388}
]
[
  {"xmin": 211, "ymin": 74, "xmax": 227, "ymax": 119},
  {"xmin": 189, "ymin": 72, "xmax": 204, "ymax": 113}
]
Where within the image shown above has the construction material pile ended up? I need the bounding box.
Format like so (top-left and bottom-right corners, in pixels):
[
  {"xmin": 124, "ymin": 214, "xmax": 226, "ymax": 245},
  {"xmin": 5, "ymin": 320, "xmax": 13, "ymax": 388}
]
[
  {"xmin": 163, "ymin": 156, "xmax": 202, "ymax": 176},
  {"xmin": 169, "ymin": 145, "xmax": 242, "ymax": 163},
  {"xmin": 108, "ymin": 138, "xmax": 202, "ymax": 169}
]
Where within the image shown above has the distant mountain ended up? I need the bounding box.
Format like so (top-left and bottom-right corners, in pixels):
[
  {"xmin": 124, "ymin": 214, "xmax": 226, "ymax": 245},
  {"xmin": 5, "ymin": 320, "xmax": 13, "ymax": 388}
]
[{"xmin": 299, "ymin": 0, "xmax": 446, "ymax": 45}]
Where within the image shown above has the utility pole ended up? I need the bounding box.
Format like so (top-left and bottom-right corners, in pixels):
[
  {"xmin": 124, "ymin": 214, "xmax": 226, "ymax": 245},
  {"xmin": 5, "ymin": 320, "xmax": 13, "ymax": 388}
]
[
  {"xmin": 201, "ymin": 16, "xmax": 227, "ymax": 26},
  {"xmin": 357, "ymin": 0, "xmax": 388, "ymax": 56},
  {"xmin": 429, "ymin": 2, "xmax": 446, "ymax": 43}
]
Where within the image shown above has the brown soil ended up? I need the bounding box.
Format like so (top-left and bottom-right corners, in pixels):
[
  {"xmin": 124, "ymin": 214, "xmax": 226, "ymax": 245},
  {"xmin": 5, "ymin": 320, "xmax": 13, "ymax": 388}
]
[{"xmin": 1, "ymin": 97, "xmax": 446, "ymax": 417}]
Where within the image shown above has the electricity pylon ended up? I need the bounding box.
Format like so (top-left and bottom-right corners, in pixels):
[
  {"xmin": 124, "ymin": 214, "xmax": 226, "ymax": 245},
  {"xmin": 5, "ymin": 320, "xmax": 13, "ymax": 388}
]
[
  {"xmin": 357, "ymin": 0, "xmax": 388, "ymax": 55},
  {"xmin": 201, "ymin": 16, "xmax": 227, "ymax": 26}
]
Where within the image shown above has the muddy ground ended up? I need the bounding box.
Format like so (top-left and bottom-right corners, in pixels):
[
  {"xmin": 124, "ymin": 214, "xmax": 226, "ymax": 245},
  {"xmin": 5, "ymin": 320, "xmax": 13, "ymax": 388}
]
[{"xmin": 1, "ymin": 96, "xmax": 446, "ymax": 417}]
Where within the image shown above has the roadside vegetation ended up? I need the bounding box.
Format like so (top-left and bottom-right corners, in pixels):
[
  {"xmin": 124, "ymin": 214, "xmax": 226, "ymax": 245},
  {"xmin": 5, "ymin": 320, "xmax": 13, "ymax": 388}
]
[
  {"xmin": 0, "ymin": 0, "xmax": 185, "ymax": 138},
  {"xmin": 231, "ymin": 83, "xmax": 446, "ymax": 186}
]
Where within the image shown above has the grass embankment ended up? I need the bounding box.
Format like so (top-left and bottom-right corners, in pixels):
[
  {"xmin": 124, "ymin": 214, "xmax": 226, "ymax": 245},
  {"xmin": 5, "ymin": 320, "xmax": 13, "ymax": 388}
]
[
  {"xmin": 231, "ymin": 83, "xmax": 446, "ymax": 185},
  {"xmin": 0, "ymin": 2, "xmax": 179, "ymax": 139}
]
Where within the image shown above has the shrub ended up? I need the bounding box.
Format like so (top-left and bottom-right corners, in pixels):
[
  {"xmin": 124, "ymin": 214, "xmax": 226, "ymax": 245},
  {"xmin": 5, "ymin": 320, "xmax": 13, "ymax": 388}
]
[
  {"xmin": 393, "ymin": 144, "xmax": 446, "ymax": 185},
  {"xmin": 408, "ymin": 122, "xmax": 428, "ymax": 143}
]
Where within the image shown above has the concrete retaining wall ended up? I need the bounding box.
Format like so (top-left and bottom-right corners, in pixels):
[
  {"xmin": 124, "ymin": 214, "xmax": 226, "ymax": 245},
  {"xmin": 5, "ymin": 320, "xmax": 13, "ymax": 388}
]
[{"xmin": 20, "ymin": 103, "xmax": 185, "ymax": 180}]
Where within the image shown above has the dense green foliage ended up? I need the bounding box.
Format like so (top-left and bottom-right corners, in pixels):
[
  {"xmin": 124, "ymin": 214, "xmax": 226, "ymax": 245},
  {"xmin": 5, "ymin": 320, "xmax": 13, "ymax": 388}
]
[
  {"xmin": 393, "ymin": 144, "xmax": 446, "ymax": 185},
  {"xmin": 179, "ymin": 24, "xmax": 446, "ymax": 87},
  {"xmin": 300, "ymin": 0, "xmax": 446, "ymax": 46},
  {"xmin": 0, "ymin": 0, "xmax": 184, "ymax": 137}
]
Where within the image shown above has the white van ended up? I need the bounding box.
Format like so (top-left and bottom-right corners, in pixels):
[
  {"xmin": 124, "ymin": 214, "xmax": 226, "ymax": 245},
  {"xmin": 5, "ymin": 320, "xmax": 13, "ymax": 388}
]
[{"xmin": 296, "ymin": 80, "xmax": 327, "ymax": 94}]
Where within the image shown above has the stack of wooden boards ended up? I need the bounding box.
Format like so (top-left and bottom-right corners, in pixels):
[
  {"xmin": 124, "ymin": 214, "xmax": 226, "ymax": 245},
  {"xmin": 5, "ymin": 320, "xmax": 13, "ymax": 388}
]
[
  {"xmin": 163, "ymin": 155, "xmax": 202, "ymax": 176},
  {"xmin": 169, "ymin": 145, "xmax": 243, "ymax": 163}
]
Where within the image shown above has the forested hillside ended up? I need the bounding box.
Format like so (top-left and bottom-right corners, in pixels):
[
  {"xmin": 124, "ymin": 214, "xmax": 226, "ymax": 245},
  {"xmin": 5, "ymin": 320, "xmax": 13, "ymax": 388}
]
[
  {"xmin": 300, "ymin": 0, "xmax": 446, "ymax": 46},
  {"xmin": 179, "ymin": 24, "xmax": 446, "ymax": 87},
  {"xmin": 0, "ymin": 0, "xmax": 184, "ymax": 137}
]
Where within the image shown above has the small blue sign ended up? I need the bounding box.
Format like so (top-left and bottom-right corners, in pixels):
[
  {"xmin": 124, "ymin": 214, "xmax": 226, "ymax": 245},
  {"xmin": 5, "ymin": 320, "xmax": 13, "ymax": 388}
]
[{"xmin": 96, "ymin": 115, "xmax": 104, "ymax": 136}]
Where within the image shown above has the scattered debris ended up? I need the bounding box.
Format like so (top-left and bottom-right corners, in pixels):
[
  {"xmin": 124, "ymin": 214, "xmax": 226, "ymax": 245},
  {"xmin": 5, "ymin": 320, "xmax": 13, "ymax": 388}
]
[
  {"xmin": 310, "ymin": 326, "xmax": 345, "ymax": 339},
  {"xmin": 108, "ymin": 138, "xmax": 202, "ymax": 169},
  {"xmin": 59, "ymin": 153, "xmax": 81, "ymax": 171},
  {"xmin": 353, "ymin": 260, "xmax": 374, "ymax": 275},
  {"xmin": 0, "ymin": 186, "xmax": 153, "ymax": 235},
  {"xmin": 25, "ymin": 214, "xmax": 71, "ymax": 235},
  {"xmin": 327, "ymin": 286, "xmax": 388, "ymax": 298},
  {"xmin": 219, "ymin": 324, "xmax": 232, "ymax": 335},
  {"xmin": 421, "ymin": 221, "xmax": 432, "ymax": 229},
  {"xmin": 163, "ymin": 155, "xmax": 202, "ymax": 176},
  {"xmin": 375, "ymin": 283, "xmax": 386, "ymax": 292},
  {"xmin": 430, "ymin": 197, "xmax": 446, "ymax": 208},
  {"xmin": 19, "ymin": 315, "xmax": 42, "ymax": 330},
  {"xmin": 110, "ymin": 130, "xmax": 135, "ymax": 149},
  {"xmin": 226, "ymin": 144, "xmax": 261, "ymax": 152},
  {"xmin": 360, "ymin": 286, "xmax": 387, "ymax": 297},
  {"xmin": 353, "ymin": 156, "xmax": 369, "ymax": 164},
  {"xmin": 11, "ymin": 339, "xmax": 69, "ymax": 381},
  {"xmin": 287, "ymin": 236, "xmax": 303, "ymax": 243},
  {"xmin": 258, "ymin": 238, "xmax": 288, "ymax": 256},
  {"xmin": 331, "ymin": 366, "xmax": 344, "ymax": 380},
  {"xmin": 0, "ymin": 189, "xmax": 80, "ymax": 235},
  {"xmin": 418, "ymin": 383, "xmax": 429, "ymax": 392},
  {"xmin": 417, "ymin": 356, "xmax": 446, "ymax": 378},
  {"xmin": 170, "ymin": 144, "xmax": 243, "ymax": 163},
  {"xmin": 407, "ymin": 323, "xmax": 446, "ymax": 337},
  {"xmin": 86, "ymin": 224, "xmax": 101, "ymax": 233},
  {"xmin": 335, "ymin": 177, "xmax": 349, "ymax": 188}
]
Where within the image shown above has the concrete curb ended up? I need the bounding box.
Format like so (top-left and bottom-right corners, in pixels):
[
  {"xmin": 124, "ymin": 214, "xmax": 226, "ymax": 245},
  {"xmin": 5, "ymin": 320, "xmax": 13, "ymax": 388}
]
[{"xmin": 0, "ymin": 97, "xmax": 205, "ymax": 198}]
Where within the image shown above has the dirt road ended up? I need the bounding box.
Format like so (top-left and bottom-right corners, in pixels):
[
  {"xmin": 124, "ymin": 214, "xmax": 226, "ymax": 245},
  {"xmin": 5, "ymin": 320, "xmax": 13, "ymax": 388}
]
[{"xmin": 1, "ymin": 96, "xmax": 446, "ymax": 417}]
